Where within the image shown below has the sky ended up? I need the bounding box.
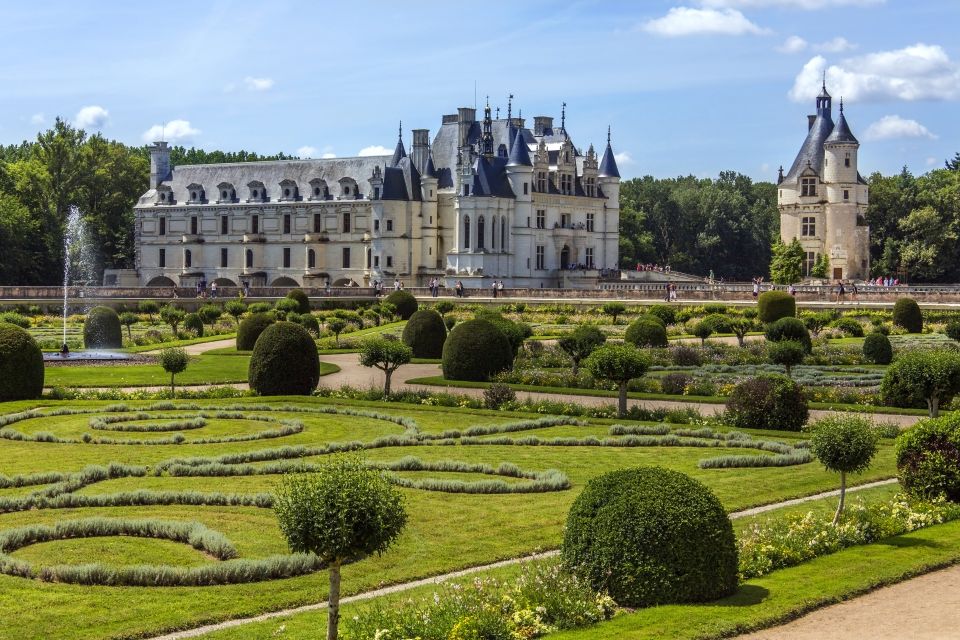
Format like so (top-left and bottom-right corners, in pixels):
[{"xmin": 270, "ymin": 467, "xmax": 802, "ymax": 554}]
[{"xmin": 1, "ymin": 0, "xmax": 957, "ymax": 182}]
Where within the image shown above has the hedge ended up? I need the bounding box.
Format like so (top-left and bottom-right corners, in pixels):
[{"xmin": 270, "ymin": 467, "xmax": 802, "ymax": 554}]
[
  {"xmin": 384, "ymin": 290, "xmax": 418, "ymax": 320},
  {"xmin": 441, "ymin": 319, "xmax": 514, "ymax": 382},
  {"xmin": 401, "ymin": 310, "xmax": 447, "ymax": 358},
  {"xmin": 725, "ymin": 374, "xmax": 809, "ymax": 431},
  {"xmin": 236, "ymin": 312, "xmax": 275, "ymax": 350},
  {"xmin": 624, "ymin": 319, "xmax": 668, "ymax": 348},
  {"xmin": 83, "ymin": 306, "xmax": 122, "ymax": 349},
  {"xmin": 757, "ymin": 290, "xmax": 796, "ymax": 323},
  {"xmin": 248, "ymin": 322, "xmax": 321, "ymax": 395},
  {"xmin": 0, "ymin": 323, "xmax": 44, "ymax": 401},
  {"xmin": 893, "ymin": 298, "xmax": 923, "ymax": 333}
]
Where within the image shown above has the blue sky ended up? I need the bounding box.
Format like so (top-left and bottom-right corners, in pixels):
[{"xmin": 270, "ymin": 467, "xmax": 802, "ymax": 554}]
[{"xmin": 1, "ymin": 0, "xmax": 957, "ymax": 182}]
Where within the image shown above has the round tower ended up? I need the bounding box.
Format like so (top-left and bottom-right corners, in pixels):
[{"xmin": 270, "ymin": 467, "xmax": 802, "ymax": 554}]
[{"xmin": 823, "ymin": 99, "xmax": 859, "ymax": 186}]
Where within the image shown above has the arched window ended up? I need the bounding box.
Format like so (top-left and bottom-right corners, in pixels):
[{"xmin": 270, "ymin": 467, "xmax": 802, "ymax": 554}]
[
  {"xmin": 308, "ymin": 249, "xmax": 316, "ymax": 269},
  {"xmin": 463, "ymin": 215, "xmax": 471, "ymax": 249},
  {"xmin": 245, "ymin": 249, "xmax": 253, "ymax": 268},
  {"xmin": 501, "ymin": 217, "xmax": 507, "ymax": 250},
  {"xmin": 491, "ymin": 216, "xmax": 497, "ymax": 250},
  {"xmin": 184, "ymin": 249, "xmax": 192, "ymax": 268},
  {"xmin": 477, "ymin": 215, "xmax": 486, "ymax": 250}
]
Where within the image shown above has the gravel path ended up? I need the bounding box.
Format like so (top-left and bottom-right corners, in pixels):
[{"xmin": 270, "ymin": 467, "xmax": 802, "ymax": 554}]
[
  {"xmin": 143, "ymin": 338, "xmax": 236, "ymax": 356},
  {"xmin": 144, "ymin": 480, "xmax": 896, "ymax": 640}
]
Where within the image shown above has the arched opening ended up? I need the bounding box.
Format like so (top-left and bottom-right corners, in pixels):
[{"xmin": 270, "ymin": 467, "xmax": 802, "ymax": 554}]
[
  {"xmin": 213, "ymin": 278, "xmax": 237, "ymax": 287},
  {"xmin": 245, "ymin": 249, "xmax": 254, "ymax": 268},
  {"xmin": 146, "ymin": 276, "xmax": 176, "ymax": 287},
  {"xmin": 560, "ymin": 245, "xmax": 571, "ymax": 270},
  {"xmin": 332, "ymin": 278, "xmax": 359, "ymax": 287},
  {"xmin": 501, "ymin": 218, "xmax": 507, "ymax": 250},
  {"xmin": 184, "ymin": 249, "xmax": 192, "ymax": 268},
  {"xmin": 270, "ymin": 276, "xmax": 300, "ymax": 287},
  {"xmin": 477, "ymin": 215, "xmax": 485, "ymax": 250},
  {"xmin": 308, "ymin": 249, "xmax": 316, "ymax": 269}
]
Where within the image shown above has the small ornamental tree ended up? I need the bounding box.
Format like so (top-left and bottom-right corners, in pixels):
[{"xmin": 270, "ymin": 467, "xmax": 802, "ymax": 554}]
[
  {"xmin": 182, "ymin": 312, "xmax": 204, "ymax": 338},
  {"xmin": 691, "ymin": 321, "xmax": 714, "ymax": 346},
  {"xmin": 624, "ymin": 318, "xmax": 668, "ymax": 348},
  {"xmin": 401, "ymin": 310, "xmax": 447, "ymax": 358},
  {"xmin": 159, "ymin": 347, "xmax": 188, "ymax": 397},
  {"xmin": 811, "ymin": 253, "xmax": 829, "ymax": 279},
  {"xmin": 433, "ymin": 300, "xmax": 455, "ymax": 317},
  {"xmin": 863, "ymin": 332, "xmax": 893, "ymax": 364},
  {"xmin": 326, "ymin": 319, "xmax": 347, "ymax": 348},
  {"xmin": 274, "ymin": 457, "xmax": 407, "ymax": 640},
  {"xmin": 765, "ymin": 316, "xmax": 812, "ymax": 353},
  {"xmin": 378, "ymin": 302, "xmax": 397, "ymax": 323},
  {"xmin": 225, "ymin": 299, "xmax": 247, "ymax": 326},
  {"xmin": 601, "ymin": 302, "xmax": 627, "ymax": 325},
  {"xmin": 892, "ymin": 298, "xmax": 923, "ymax": 333},
  {"xmin": 647, "ymin": 304, "xmax": 676, "ymax": 325},
  {"xmin": 248, "ymin": 322, "xmax": 321, "ymax": 395},
  {"xmin": 769, "ymin": 238, "xmax": 804, "ymax": 285},
  {"xmin": 768, "ymin": 340, "xmax": 806, "ymax": 377},
  {"xmin": 119, "ymin": 312, "xmax": 138, "ymax": 340},
  {"xmin": 159, "ymin": 305, "xmax": 185, "ymax": 337},
  {"xmin": 138, "ymin": 300, "xmax": 159, "ymax": 321},
  {"xmin": 558, "ymin": 325, "xmax": 607, "ymax": 375},
  {"xmin": 198, "ymin": 304, "xmax": 223, "ymax": 326},
  {"xmin": 358, "ymin": 337, "xmax": 412, "ymax": 395},
  {"xmin": 274, "ymin": 297, "xmax": 300, "ymax": 321},
  {"xmin": 729, "ymin": 317, "xmax": 754, "ymax": 348},
  {"xmin": 584, "ymin": 344, "xmax": 650, "ymax": 418},
  {"xmin": 384, "ymin": 290, "xmax": 418, "ymax": 320},
  {"xmin": 757, "ymin": 290, "xmax": 796, "ymax": 323},
  {"xmin": 802, "ymin": 311, "xmax": 832, "ymax": 337},
  {"xmin": 286, "ymin": 288, "xmax": 311, "ymax": 314},
  {"xmin": 441, "ymin": 319, "xmax": 514, "ymax": 382},
  {"xmin": 725, "ymin": 374, "xmax": 808, "ymax": 431},
  {"xmin": 880, "ymin": 350, "xmax": 960, "ymax": 417},
  {"xmin": 808, "ymin": 415, "xmax": 879, "ymax": 524}
]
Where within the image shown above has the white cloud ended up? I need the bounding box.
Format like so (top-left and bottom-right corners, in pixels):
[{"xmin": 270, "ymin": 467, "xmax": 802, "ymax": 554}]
[
  {"xmin": 299, "ymin": 144, "xmax": 336, "ymax": 159},
  {"xmin": 141, "ymin": 119, "xmax": 201, "ymax": 143},
  {"xmin": 30, "ymin": 113, "xmax": 45, "ymax": 126},
  {"xmin": 789, "ymin": 45, "xmax": 960, "ymax": 103},
  {"xmin": 819, "ymin": 36, "xmax": 855, "ymax": 53},
  {"xmin": 74, "ymin": 105, "xmax": 109, "ymax": 130},
  {"xmin": 643, "ymin": 7, "xmax": 768, "ymax": 37},
  {"xmin": 700, "ymin": 0, "xmax": 883, "ymax": 8},
  {"xmin": 778, "ymin": 35, "xmax": 855, "ymax": 54},
  {"xmin": 297, "ymin": 146, "xmax": 318, "ymax": 158},
  {"xmin": 242, "ymin": 76, "xmax": 274, "ymax": 91},
  {"xmin": 863, "ymin": 115, "xmax": 937, "ymax": 141},
  {"xmin": 926, "ymin": 157, "xmax": 938, "ymax": 166},
  {"xmin": 614, "ymin": 151, "xmax": 633, "ymax": 165},
  {"xmin": 778, "ymin": 36, "xmax": 808, "ymax": 53},
  {"xmin": 358, "ymin": 145, "xmax": 392, "ymax": 157},
  {"xmin": 321, "ymin": 152, "xmax": 337, "ymax": 159}
]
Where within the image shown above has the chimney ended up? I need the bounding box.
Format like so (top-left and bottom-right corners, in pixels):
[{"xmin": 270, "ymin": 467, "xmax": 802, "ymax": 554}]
[
  {"xmin": 807, "ymin": 115, "xmax": 817, "ymax": 131},
  {"xmin": 149, "ymin": 141, "xmax": 171, "ymax": 190},
  {"xmin": 411, "ymin": 129, "xmax": 430, "ymax": 174},
  {"xmin": 457, "ymin": 107, "xmax": 476, "ymax": 148},
  {"xmin": 534, "ymin": 116, "xmax": 553, "ymax": 136}
]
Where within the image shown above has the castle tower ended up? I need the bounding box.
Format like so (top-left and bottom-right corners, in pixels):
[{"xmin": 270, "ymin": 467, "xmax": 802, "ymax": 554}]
[
  {"xmin": 596, "ymin": 127, "xmax": 621, "ymax": 270},
  {"xmin": 149, "ymin": 141, "xmax": 171, "ymax": 190}
]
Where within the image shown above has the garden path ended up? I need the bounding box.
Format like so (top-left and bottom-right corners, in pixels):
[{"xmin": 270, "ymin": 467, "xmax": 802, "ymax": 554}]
[
  {"xmin": 736, "ymin": 563, "xmax": 960, "ymax": 640},
  {"xmin": 143, "ymin": 338, "xmax": 236, "ymax": 356},
  {"xmin": 143, "ymin": 479, "xmax": 899, "ymax": 640}
]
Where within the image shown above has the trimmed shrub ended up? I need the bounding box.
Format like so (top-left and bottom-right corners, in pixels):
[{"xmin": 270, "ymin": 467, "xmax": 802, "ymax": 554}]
[
  {"xmin": 647, "ymin": 304, "xmax": 675, "ymax": 325},
  {"xmin": 484, "ymin": 383, "xmax": 516, "ymax": 409},
  {"xmin": 660, "ymin": 373, "xmax": 692, "ymax": 395},
  {"xmin": 182, "ymin": 312, "xmax": 204, "ymax": 337},
  {"xmin": 197, "ymin": 304, "xmax": 223, "ymax": 325},
  {"xmin": 0, "ymin": 312, "xmax": 29, "ymax": 329},
  {"xmin": 704, "ymin": 303, "xmax": 728, "ymax": 315},
  {"xmin": 896, "ymin": 413, "xmax": 960, "ymax": 502},
  {"xmin": 0, "ymin": 323, "xmax": 44, "ymax": 401},
  {"xmin": 384, "ymin": 290, "xmax": 418, "ymax": 320},
  {"xmin": 765, "ymin": 316, "xmax": 812, "ymax": 353},
  {"xmin": 863, "ymin": 332, "xmax": 893, "ymax": 364},
  {"xmin": 248, "ymin": 322, "xmax": 320, "ymax": 396},
  {"xmin": 725, "ymin": 374, "xmax": 808, "ymax": 431},
  {"xmin": 893, "ymin": 298, "xmax": 923, "ymax": 333},
  {"xmin": 671, "ymin": 345, "xmax": 702, "ymax": 367},
  {"xmin": 299, "ymin": 314, "xmax": 320, "ymax": 337},
  {"xmin": 702, "ymin": 313, "xmax": 733, "ymax": 334},
  {"xmin": 401, "ymin": 310, "xmax": 447, "ymax": 358},
  {"xmin": 768, "ymin": 340, "xmax": 806, "ymax": 376},
  {"xmin": 757, "ymin": 290, "xmax": 796, "ymax": 323},
  {"xmin": 635, "ymin": 313, "xmax": 666, "ymax": 328},
  {"xmin": 237, "ymin": 313, "xmax": 275, "ymax": 351},
  {"xmin": 83, "ymin": 306, "xmax": 122, "ymax": 349},
  {"xmin": 286, "ymin": 289, "xmax": 311, "ymax": 314},
  {"xmin": 442, "ymin": 319, "xmax": 514, "ymax": 382},
  {"xmin": 829, "ymin": 316, "xmax": 864, "ymax": 337},
  {"xmin": 624, "ymin": 319, "xmax": 668, "ymax": 348},
  {"xmin": 946, "ymin": 320, "xmax": 960, "ymax": 342},
  {"xmin": 562, "ymin": 466, "xmax": 737, "ymax": 608},
  {"xmin": 475, "ymin": 311, "xmax": 532, "ymax": 356},
  {"xmin": 881, "ymin": 350, "xmax": 960, "ymax": 417}
]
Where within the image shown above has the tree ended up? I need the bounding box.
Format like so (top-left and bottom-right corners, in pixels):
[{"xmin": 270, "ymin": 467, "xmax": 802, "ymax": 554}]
[
  {"xmin": 158, "ymin": 347, "xmax": 188, "ymax": 397},
  {"xmin": 433, "ymin": 301, "xmax": 455, "ymax": 317},
  {"xmin": 769, "ymin": 238, "xmax": 804, "ymax": 284},
  {"xmin": 138, "ymin": 300, "xmax": 159, "ymax": 321},
  {"xmin": 198, "ymin": 304, "xmax": 223, "ymax": 326},
  {"xmin": 119, "ymin": 311, "xmax": 138, "ymax": 340},
  {"xmin": 881, "ymin": 350, "xmax": 960, "ymax": 418},
  {"xmin": 768, "ymin": 340, "xmax": 805, "ymax": 377},
  {"xmin": 601, "ymin": 302, "xmax": 627, "ymax": 325},
  {"xmin": 946, "ymin": 152, "xmax": 960, "ymax": 172},
  {"xmin": 691, "ymin": 321, "xmax": 713, "ymax": 346},
  {"xmin": 584, "ymin": 344, "xmax": 650, "ymax": 418},
  {"xmin": 358, "ymin": 337, "xmax": 412, "ymax": 395},
  {"xmin": 802, "ymin": 311, "xmax": 832, "ymax": 337},
  {"xmin": 326, "ymin": 319, "xmax": 347, "ymax": 347},
  {"xmin": 808, "ymin": 416, "xmax": 879, "ymax": 524},
  {"xmin": 557, "ymin": 325, "xmax": 607, "ymax": 375},
  {"xmin": 225, "ymin": 299, "xmax": 246, "ymax": 326},
  {"xmin": 159, "ymin": 305, "xmax": 185, "ymax": 336},
  {"xmin": 810, "ymin": 253, "xmax": 828, "ymax": 279},
  {"xmin": 273, "ymin": 457, "xmax": 407, "ymax": 640}
]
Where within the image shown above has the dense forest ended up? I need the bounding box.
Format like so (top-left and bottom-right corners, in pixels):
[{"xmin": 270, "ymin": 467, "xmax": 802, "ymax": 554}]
[{"xmin": 1, "ymin": 119, "xmax": 958, "ymax": 285}]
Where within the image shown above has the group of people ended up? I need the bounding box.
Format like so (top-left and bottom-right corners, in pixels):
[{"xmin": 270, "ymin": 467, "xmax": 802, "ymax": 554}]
[
  {"xmin": 427, "ymin": 278, "xmax": 442, "ymax": 297},
  {"xmin": 871, "ymin": 276, "xmax": 901, "ymax": 287},
  {"xmin": 195, "ymin": 280, "xmax": 217, "ymax": 298},
  {"xmin": 490, "ymin": 280, "xmax": 506, "ymax": 298},
  {"xmin": 636, "ymin": 263, "xmax": 671, "ymax": 273},
  {"xmin": 663, "ymin": 282, "xmax": 678, "ymax": 301}
]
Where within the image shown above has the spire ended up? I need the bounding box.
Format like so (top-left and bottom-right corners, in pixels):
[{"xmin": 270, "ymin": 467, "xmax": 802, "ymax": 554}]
[
  {"xmin": 507, "ymin": 94, "xmax": 513, "ymax": 124},
  {"xmin": 777, "ymin": 165, "xmax": 784, "ymax": 184},
  {"xmin": 816, "ymin": 76, "xmax": 832, "ymax": 115},
  {"xmin": 826, "ymin": 97, "xmax": 859, "ymax": 144},
  {"xmin": 507, "ymin": 126, "xmax": 532, "ymax": 167},
  {"xmin": 598, "ymin": 126, "xmax": 620, "ymax": 178},
  {"xmin": 560, "ymin": 102, "xmax": 566, "ymax": 130},
  {"xmin": 424, "ymin": 150, "xmax": 436, "ymax": 177},
  {"xmin": 480, "ymin": 97, "xmax": 494, "ymax": 157},
  {"xmin": 390, "ymin": 121, "xmax": 407, "ymax": 167}
]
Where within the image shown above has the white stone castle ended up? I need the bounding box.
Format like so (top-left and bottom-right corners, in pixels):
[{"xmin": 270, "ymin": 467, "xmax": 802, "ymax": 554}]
[
  {"xmin": 778, "ymin": 82, "xmax": 870, "ymax": 280},
  {"xmin": 130, "ymin": 100, "xmax": 621, "ymax": 289}
]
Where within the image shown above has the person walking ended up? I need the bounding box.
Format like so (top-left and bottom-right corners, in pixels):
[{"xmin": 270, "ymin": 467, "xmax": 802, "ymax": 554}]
[
  {"xmin": 497, "ymin": 280, "xmax": 504, "ymax": 297},
  {"xmin": 210, "ymin": 281, "xmax": 218, "ymax": 298},
  {"xmin": 752, "ymin": 279, "xmax": 760, "ymax": 299},
  {"xmin": 835, "ymin": 280, "xmax": 846, "ymax": 304},
  {"xmin": 455, "ymin": 280, "xmax": 464, "ymax": 298},
  {"xmin": 788, "ymin": 283, "xmax": 796, "ymax": 296},
  {"xmin": 491, "ymin": 280, "xmax": 498, "ymax": 298}
]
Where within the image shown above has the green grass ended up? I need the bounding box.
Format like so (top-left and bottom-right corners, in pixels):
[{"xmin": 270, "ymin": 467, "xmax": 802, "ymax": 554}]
[{"xmin": 125, "ymin": 333, "xmax": 238, "ymax": 353}]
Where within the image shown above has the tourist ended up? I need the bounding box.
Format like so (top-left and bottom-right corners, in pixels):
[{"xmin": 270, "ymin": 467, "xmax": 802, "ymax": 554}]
[
  {"xmin": 455, "ymin": 280, "xmax": 464, "ymax": 298},
  {"xmin": 210, "ymin": 281, "xmax": 218, "ymax": 298},
  {"xmin": 836, "ymin": 280, "xmax": 846, "ymax": 304},
  {"xmin": 752, "ymin": 279, "xmax": 759, "ymax": 299},
  {"xmin": 851, "ymin": 281, "xmax": 859, "ymax": 304},
  {"xmin": 788, "ymin": 283, "xmax": 796, "ymax": 296},
  {"xmin": 491, "ymin": 280, "xmax": 498, "ymax": 298},
  {"xmin": 497, "ymin": 280, "xmax": 504, "ymax": 297},
  {"xmin": 394, "ymin": 278, "xmax": 400, "ymax": 291}
]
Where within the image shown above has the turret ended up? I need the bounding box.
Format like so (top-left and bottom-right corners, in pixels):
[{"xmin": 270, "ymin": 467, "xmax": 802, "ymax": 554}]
[
  {"xmin": 506, "ymin": 127, "xmax": 533, "ymax": 201},
  {"xmin": 149, "ymin": 141, "xmax": 171, "ymax": 190},
  {"xmin": 823, "ymin": 98, "xmax": 859, "ymax": 185},
  {"xmin": 597, "ymin": 126, "xmax": 621, "ymax": 202},
  {"xmin": 390, "ymin": 122, "xmax": 407, "ymax": 168}
]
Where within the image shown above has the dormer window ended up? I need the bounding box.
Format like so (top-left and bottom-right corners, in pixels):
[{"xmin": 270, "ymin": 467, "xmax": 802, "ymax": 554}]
[
  {"xmin": 338, "ymin": 177, "xmax": 359, "ymax": 199},
  {"xmin": 217, "ymin": 182, "xmax": 237, "ymax": 203},
  {"xmin": 497, "ymin": 144, "xmax": 508, "ymax": 158},
  {"xmin": 186, "ymin": 184, "xmax": 205, "ymax": 204},
  {"xmin": 308, "ymin": 178, "xmax": 329, "ymax": 201},
  {"xmin": 279, "ymin": 179, "xmax": 299, "ymax": 202},
  {"xmin": 156, "ymin": 185, "xmax": 174, "ymax": 205},
  {"xmin": 801, "ymin": 177, "xmax": 817, "ymax": 197},
  {"xmin": 559, "ymin": 174, "xmax": 573, "ymax": 195},
  {"xmin": 247, "ymin": 181, "xmax": 267, "ymax": 203}
]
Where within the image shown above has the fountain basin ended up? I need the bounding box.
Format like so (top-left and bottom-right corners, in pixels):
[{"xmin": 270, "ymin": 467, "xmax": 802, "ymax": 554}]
[{"xmin": 43, "ymin": 351, "xmax": 131, "ymax": 362}]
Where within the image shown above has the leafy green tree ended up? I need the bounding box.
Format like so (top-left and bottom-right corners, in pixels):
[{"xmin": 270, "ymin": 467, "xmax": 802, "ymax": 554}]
[
  {"xmin": 326, "ymin": 319, "xmax": 347, "ymax": 347},
  {"xmin": 898, "ymin": 205, "xmax": 957, "ymax": 281},
  {"xmin": 138, "ymin": 300, "xmax": 159, "ymax": 321},
  {"xmin": 118, "ymin": 311, "xmax": 138, "ymax": 340},
  {"xmin": 946, "ymin": 152, "xmax": 960, "ymax": 171},
  {"xmin": 433, "ymin": 301, "xmax": 455, "ymax": 317},
  {"xmin": 601, "ymin": 302, "xmax": 627, "ymax": 325},
  {"xmin": 158, "ymin": 347, "xmax": 188, "ymax": 397},
  {"xmin": 811, "ymin": 254, "xmax": 828, "ymax": 278},
  {"xmin": 358, "ymin": 337, "xmax": 412, "ymax": 395},
  {"xmin": 691, "ymin": 321, "xmax": 713, "ymax": 346},
  {"xmin": 729, "ymin": 317, "xmax": 754, "ymax": 348},
  {"xmin": 802, "ymin": 311, "xmax": 832, "ymax": 337},
  {"xmin": 557, "ymin": 325, "xmax": 607, "ymax": 375},
  {"xmin": 808, "ymin": 416, "xmax": 879, "ymax": 524},
  {"xmin": 584, "ymin": 344, "xmax": 650, "ymax": 418},
  {"xmin": 159, "ymin": 305, "xmax": 185, "ymax": 337},
  {"xmin": 769, "ymin": 238, "xmax": 804, "ymax": 284},
  {"xmin": 768, "ymin": 340, "xmax": 806, "ymax": 377},
  {"xmin": 198, "ymin": 304, "xmax": 223, "ymax": 326},
  {"xmin": 273, "ymin": 457, "xmax": 407, "ymax": 640},
  {"xmin": 225, "ymin": 299, "xmax": 246, "ymax": 326},
  {"xmin": 881, "ymin": 350, "xmax": 960, "ymax": 417}
]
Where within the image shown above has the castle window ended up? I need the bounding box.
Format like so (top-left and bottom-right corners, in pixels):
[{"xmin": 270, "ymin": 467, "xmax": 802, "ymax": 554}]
[
  {"xmin": 586, "ymin": 212, "xmax": 595, "ymax": 232},
  {"xmin": 279, "ymin": 179, "xmax": 298, "ymax": 202},
  {"xmin": 374, "ymin": 219, "xmax": 380, "ymax": 232},
  {"xmin": 313, "ymin": 214, "xmax": 322, "ymax": 233},
  {"xmin": 844, "ymin": 189, "xmax": 850, "ymax": 201},
  {"xmin": 283, "ymin": 214, "xmax": 291, "ymax": 234},
  {"xmin": 463, "ymin": 216, "xmax": 471, "ymax": 249},
  {"xmin": 309, "ymin": 178, "xmax": 328, "ymax": 201},
  {"xmin": 561, "ymin": 213, "xmax": 571, "ymax": 228},
  {"xmin": 523, "ymin": 182, "xmax": 528, "ymax": 195},
  {"xmin": 283, "ymin": 247, "xmax": 291, "ymax": 269},
  {"xmin": 342, "ymin": 247, "xmax": 350, "ymax": 268},
  {"xmin": 536, "ymin": 209, "xmax": 545, "ymax": 229},
  {"xmin": 374, "ymin": 187, "xmax": 380, "ymax": 200},
  {"xmin": 386, "ymin": 256, "xmax": 393, "ymax": 267},
  {"xmin": 159, "ymin": 217, "xmax": 166, "ymax": 236},
  {"xmin": 535, "ymin": 245, "xmax": 545, "ymax": 270},
  {"xmin": 477, "ymin": 216, "xmax": 485, "ymax": 250},
  {"xmin": 491, "ymin": 216, "xmax": 497, "ymax": 250},
  {"xmin": 536, "ymin": 172, "xmax": 547, "ymax": 192},
  {"xmin": 251, "ymin": 215, "xmax": 259, "ymax": 234},
  {"xmin": 803, "ymin": 251, "xmax": 816, "ymax": 276},
  {"xmin": 190, "ymin": 216, "xmax": 198, "ymax": 236},
  {"xmin": 386, "ymin": 219, "xmax": 393, "ymax": 232},
  {"xmin": 186, "ymin": 184, "xmax": 204, "ymax": 204},
  {"xmin": 159, "ymin": 248, "xmax": 166, "ymax": 268},
  {"xmin": 217, "ymin": 182, "xmax": 236, "ymax": 203},
  {"xmin": 184, "ymin": 249, "xmax": 192, "ymax": 268},
  {"xmin": 221, "ymin": 215, "xmax": 228, "ymax": 235},
  {"xmin": 366, "ymin": 249, "xmax": 372, "ymax": 269},
  {"xmin": 497, "ymin": 144, "xmax": 508, "ymax": 158},
  {"xmin": 246, "ymin": 249, "xmax": 253, "ymax": 268},
  {"xmin": 559, "ymin": 174, "xmax": 572, "ymax": 195},
  {"xmin": 342, "ymin": 213, "xmax": 351, "ymax": 233},
  {"xmin": 247, "ymin": 181, "xmax": 267, "ymax": 203},
  {"xmin": 308, "ymin": 249, "xmax": 316, "ymax": 269},
  {"xmin": 220, "ymin": 248, "xmax": 228, "ymax": 268},
  {"xmin": 585, "ymin": 247, "xmax": 594, "ymax": 268},
  {"xmin": 463, "ymin": 184, "xmax": 470, "ymax": 196},
  {"xmin": 501, "ymin": 218, "xmax": 507, "ymax": 250},
  {"xmin": 801, "ymin": 178, "xmax": 817, "ymax": 197},
  {"xmin": 373, "ymin": 254, "xmax": 380, "ymax": 268},
  {"xmin": 801, "ymin": 216, "xmax": 816, "ymax": 237},
  {"xmin": 845, "ymin": 153, "xmax": 851, "ymax": 168}
]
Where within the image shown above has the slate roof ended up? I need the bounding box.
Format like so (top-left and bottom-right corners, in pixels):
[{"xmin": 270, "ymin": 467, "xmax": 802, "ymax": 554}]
[
  {"xmin": 382, "ymin": 157, "xmax": 422, "ymax": 201},
  {"xmin": 598, "ymin": 142, "xmax": 620, "ymax": 178},
  {"xmin": 390, "ymin": 137, "xmax": 407, "ymax": 168},
  {"xmin": 825, "ymin": 107, "xmax": 859, "ymax": 145},
  {"xmin": 784, "ymin": 112, "xmax": 835, "ymax": 182},
  {"xmin": 471, "ymin": 156, "xmax": 516, "ymax": 198},
  {"xmin": 507, "ymin": 126, "xmax": 532, "ymax": 166}
]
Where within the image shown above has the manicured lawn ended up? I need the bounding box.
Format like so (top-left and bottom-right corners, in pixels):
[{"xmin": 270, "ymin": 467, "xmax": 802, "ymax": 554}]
[{"xmin": 0, "ymin": 395, "xmax": 906, "ymax": 639}]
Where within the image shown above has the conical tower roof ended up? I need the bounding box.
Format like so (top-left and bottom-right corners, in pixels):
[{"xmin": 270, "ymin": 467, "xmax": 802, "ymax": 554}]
[
  {"xmin": 390, "ymin": 122, "xmax": 407, "ymax": 167},
  {"xmin": 825, "ymin": 100, "xmax": 859, "ymax": 144},
  {"xmin": 507, "ymin": 127, "xmax": 532, "ymax": 167},
  {"xmin": 598, "ymin": 126, "xmax": 620, "ymax": 178}
]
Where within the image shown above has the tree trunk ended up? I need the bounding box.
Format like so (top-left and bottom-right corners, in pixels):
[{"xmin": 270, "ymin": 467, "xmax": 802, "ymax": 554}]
[
  {"xmin": 832, "ymin": 471, "xmax": 846, "ymax": 525},
  {"xmin": 126, "ymin": 325, "xmax": 132, "ymax": 340},
  {"xmin": 170, "ymin": 372, "xmax": 175, "ymax": 398},
  {"xmin": 571, "ymin": 359, "xmax": 579, "ymax": 376},
  {"xmin": 785, "ymin": 364, "xmax": 792, "ymax": 378},
  {"xmin": 928, "ymin": 395, "xmax": 940, "ymax": 418},
  {"xmin": 737, "ymin": 334, "xmax": 745, "ymax": 348},
  {"xmin": 618, "ymin": 382, "xmax": 628, "ymax": 418},
  {"xmin": 327, "ymin": 560, "xmax": 341, "ymax": 640},
  {"xmin": 383, "ymin": 369, "xmax": 393, "ymax": 396}
]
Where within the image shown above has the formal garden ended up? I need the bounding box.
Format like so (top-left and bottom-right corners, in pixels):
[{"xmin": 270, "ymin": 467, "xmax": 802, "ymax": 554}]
[{"xmin": 2, "ymin": 289, "xmax": 960, "ymax": 639}]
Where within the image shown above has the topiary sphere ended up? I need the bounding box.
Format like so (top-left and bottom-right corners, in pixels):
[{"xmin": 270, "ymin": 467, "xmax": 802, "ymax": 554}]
[
  {"xmin": 286, "ymin": 289, "xmax": 311, "ymax": 314},
  {"xmin": 562, "ymin": 466, "xmax": 738, "ymax": 608},
  {"xmin": 647, "ymin": 304, "xmax": 676, "ymax": 325},
  {"xmin": 725, "ymin": 373, "xmax": 809, "ymax": 431},
  {"xmin": 248, "ymin": 322, "xmax": 320, "ymax": 396},
  {"xmin": 0, "ymin": 323, "xmax": 44, "ymax": 401},
  {"xmin": 765, "ymin": 316, "xmax": 812, "ymax": 353},
  {"xmin": 863, "ymin": 332, "xmax": 893, "ymax": 364},
  {"xmin": 893, "ymin": 298, "xmax": 923, "ymax": 334},
  {"xmin": 441, "ymin": 319, "xmax": 513, "ymax": 381},
  {"xmin": 757, "ymin": 290, "xmax": 796, "ymax": 323},
  {"xmin": 946, "ymin": 320, "xmax": 960, "ymax": 342},
  {"xmin": 896, "ymin": 413, "xmax": 960, "ymax": 503},
  {"xmin": 83, "ymin": 306, "xmax": 122, "ymax": 349},
  {"xmin": 236, "ymin": 313, "xmax": 275, "ymax": 351},
  {"xmin": 635, "ymin": 313, "xmax": 666, "ymax": 328},
  {"xmin": 384, "ymin": 290, "xmax": 418, "ymax": 320},
  {"xmin": 624, "ymin": 318, "xmax": 668, "ymax": 348},
  {"xmin": 299, "ymin": 314, "xmax": 320, "ymax": 337},
  {"xmin": 182, "ymin": 312, "xmax": 204, "ymax": 338},
  {"xmin": 401, "ymin": 309, "xmax": 447, "ymax": 358},
  {"xmin": 702, "ymin": 313, "xmax": 733, "ymax": 334}
]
